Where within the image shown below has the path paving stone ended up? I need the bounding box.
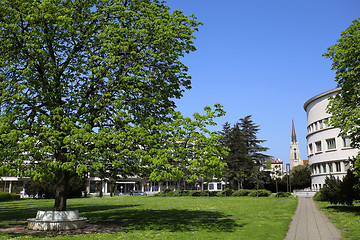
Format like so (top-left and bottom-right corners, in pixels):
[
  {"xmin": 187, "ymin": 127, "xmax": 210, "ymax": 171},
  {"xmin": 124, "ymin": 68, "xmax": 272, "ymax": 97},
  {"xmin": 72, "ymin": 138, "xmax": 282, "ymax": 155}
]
[{"xmin": 284, "ymin": 195, "xmax": 342, "ymax": 240}]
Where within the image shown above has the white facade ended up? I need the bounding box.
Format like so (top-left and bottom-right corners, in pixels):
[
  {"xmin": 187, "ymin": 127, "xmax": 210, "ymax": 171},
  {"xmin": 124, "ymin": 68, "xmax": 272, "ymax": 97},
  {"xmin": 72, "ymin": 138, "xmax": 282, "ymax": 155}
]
[{"xmin": 304, "ymin": 88, "xmax": 359, "ymax": 191}]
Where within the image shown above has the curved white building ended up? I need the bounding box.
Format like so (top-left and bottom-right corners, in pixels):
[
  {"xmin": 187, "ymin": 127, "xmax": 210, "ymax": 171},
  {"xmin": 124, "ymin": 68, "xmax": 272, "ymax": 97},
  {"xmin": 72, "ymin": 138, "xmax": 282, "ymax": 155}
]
[{"xmin": 304, "ymin": 88, "xmax": 358, "ymax": 191}]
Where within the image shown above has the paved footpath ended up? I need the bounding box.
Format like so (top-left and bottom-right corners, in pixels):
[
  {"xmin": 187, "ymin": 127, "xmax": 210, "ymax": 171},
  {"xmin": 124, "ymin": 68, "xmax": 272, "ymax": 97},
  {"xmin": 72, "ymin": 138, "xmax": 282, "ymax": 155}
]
[{"xmin": 284, "ymin": 195, "xmax": 343, "ymax": 240}]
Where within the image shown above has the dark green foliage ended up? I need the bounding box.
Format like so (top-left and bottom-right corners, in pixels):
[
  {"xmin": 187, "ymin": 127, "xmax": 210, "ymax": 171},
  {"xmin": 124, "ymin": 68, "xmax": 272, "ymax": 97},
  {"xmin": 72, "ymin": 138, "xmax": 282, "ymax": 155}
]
[
  {"xmin": 248, "ymin": 189, "xmax": 272, "ymax": 197},
  {"xmin": 313, "ymin": 191, "xmax": 327, "ymax": 202},
  {"xmin": 318, "ymin": 170, "xmax": 360, "ymax": 205},
  {"xmin": 221, "ymin": 116, "xmax": 269, "ymax": 190},
  {"xmin": 216, "ymin": 188, "xmax": 233, "ymax": 197},
  {"xmin": 25, "ymin": 174, "xmax": 85, "ymax": 199},
  {"xmin": 155, "ymin": 189, "xmax": 273, "ymax": 198},
  {"xmin": 232, "ymin": 189, "xmax": 251, "ymax": 196},
  {"xmin": 0, "ymin": 191, "xmax": 20, "ymax": 201},
  {"xmin": 290, "ymin": 165, "xmax": 311, "ymax": 190},
  {"xmin": 275, "ymin": 192, "xmax": 292, "ymax": 198}
]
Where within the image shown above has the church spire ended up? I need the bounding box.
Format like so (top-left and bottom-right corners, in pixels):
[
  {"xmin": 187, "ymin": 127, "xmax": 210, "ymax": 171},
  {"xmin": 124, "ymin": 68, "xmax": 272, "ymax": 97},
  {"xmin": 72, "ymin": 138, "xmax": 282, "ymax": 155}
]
[{"xmin": 291, "ymin": 120, "xmax": 297, "ymax": 143}]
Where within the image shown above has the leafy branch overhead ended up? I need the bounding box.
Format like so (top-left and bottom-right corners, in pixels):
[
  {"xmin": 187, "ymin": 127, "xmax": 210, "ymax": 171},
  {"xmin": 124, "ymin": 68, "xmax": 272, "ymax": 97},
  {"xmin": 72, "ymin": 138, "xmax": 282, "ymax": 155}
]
[{"xmin": 324, "ymin": 18, "xmax": 360, "ymax": 184}]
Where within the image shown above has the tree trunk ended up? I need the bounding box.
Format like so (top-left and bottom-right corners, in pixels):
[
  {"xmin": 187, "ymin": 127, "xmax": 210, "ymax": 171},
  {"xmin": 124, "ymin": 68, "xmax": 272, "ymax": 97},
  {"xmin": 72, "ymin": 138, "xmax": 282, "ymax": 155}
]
[
  {"xmin": 54, "ymin": 171, "xmax": 69, "ymax": 211},
  {"xmin": 109, "ymin": 180, "xmax": 113, "ymax": 197}
]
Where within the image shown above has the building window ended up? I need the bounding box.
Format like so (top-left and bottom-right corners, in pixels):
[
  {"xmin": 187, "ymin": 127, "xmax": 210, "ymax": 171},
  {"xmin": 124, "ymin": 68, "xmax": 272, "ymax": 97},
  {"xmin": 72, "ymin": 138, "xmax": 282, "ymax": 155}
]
[
  {"xmin": 217, "ymin": 183, "xmax": 222, "ymax": 190},
  {"xmin": 209, "ymin": 183, "xmax": 214, "ymax": 190},
  {"xmin": 308, "ymin": 144, "xmax": 313, "ymax": 155},
  {"xmin": 343, "ymin": 137, "xmax": 351, "ymax": 148},
  {"xmin": 318, "ymin": 164, "xmax": 321, "ymax": 173},
  {"xmin": 315, "ymin": 122, "xmax": 318, "ymax": 131},
  {"xmin": 328, "ymin": 163, "xmax": 333, "ymax": 173},
  {"xmin": 319, "ymin": 120, "xmax": 323, "ymax": 129},
  {"xmin": 322, "ymin": 163, "xmax": 327, "ymax": 173},
  {"xmin": 335, "ymin": 162, "xmax": 341, "ymax": 172},
  {"xmin": 315, "ymin": 141, "xmax": 322, "ymax": 153},
  {"xmin": 326, "ymin": 138, "xmax": 336, "ymax": 150}
]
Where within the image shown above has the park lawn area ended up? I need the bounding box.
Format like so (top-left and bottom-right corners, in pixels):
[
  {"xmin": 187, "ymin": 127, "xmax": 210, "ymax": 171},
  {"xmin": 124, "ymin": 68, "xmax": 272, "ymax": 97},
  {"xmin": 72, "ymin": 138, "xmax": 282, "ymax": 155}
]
[
  {"xmin": 316, "ymin": 200, "xmax": 360, "ymax": 240},
  {"xmin": 0, "ymin": 196, "xmax": 297, "ymax": 239}
]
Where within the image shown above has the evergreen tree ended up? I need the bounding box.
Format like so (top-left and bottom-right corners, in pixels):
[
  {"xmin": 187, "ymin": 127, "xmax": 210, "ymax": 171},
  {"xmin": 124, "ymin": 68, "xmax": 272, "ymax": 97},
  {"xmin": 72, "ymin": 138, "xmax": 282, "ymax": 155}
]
[
  {"xmin": 290, "ymin": 165, "xmax": 311, "ymax": 190},
  {"xmin": 221, "ymin": 116, "xmax": 269, "ymax": 190}
]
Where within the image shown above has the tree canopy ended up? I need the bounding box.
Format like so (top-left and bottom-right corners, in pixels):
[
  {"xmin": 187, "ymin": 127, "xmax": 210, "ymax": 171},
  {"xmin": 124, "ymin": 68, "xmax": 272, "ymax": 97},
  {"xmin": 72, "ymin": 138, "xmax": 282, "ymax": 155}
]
[
  {"xmin": 324, "ymin": 18, "xmax": 360, "ymax": 184},
  {"xmin": 221, "ymin": 115, "xmax": 269, "ymax": 190},
  {"xmin": 290, "ymin": 165, "xmax": 310, "ymax": 190},
  {"xmin": 0, "ymin": 0, "xmax": 202, "ymax": 210}
]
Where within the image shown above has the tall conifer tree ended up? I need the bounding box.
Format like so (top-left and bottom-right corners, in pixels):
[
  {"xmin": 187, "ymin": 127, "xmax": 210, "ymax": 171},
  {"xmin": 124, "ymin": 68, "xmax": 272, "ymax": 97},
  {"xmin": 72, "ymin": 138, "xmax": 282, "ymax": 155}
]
[{"xmin": 221, "ymin": 116, "xmax": 269, "ymax": 189}]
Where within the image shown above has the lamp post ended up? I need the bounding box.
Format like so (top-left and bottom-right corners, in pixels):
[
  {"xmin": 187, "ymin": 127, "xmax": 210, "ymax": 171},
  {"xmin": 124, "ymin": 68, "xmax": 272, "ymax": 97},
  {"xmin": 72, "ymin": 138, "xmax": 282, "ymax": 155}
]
[{"xmin": 286, "ymin": 163, "xmax": 291, "ymax": 193}]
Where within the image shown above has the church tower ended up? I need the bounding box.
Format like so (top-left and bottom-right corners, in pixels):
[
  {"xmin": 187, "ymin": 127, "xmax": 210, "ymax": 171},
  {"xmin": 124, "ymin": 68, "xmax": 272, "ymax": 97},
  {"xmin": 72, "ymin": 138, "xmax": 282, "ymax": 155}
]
[{"xmin": 290, "ymin": 120, "xmax": 301, "ymax": 168}]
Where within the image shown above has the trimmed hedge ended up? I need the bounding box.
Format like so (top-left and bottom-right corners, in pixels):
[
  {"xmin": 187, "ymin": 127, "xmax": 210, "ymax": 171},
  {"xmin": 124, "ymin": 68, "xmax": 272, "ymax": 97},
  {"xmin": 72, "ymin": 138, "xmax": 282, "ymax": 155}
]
[
  {"xmin": 0, "ymin": 191, "xmax": 20, "ymax": 201},
  {"xmin": 248, "ymin": 189, "xmax": 272, "ymax": 197},
  {"xmin": 155, "ymin": 189, "xmax": 272, "ymax": 197},
  {"xmin": 232, "ymin": 189, "xmax": 251, "ymax": 196},
  {"xmin": 275, "ymin": 192, "xmax": 292, "ymax": 198}
]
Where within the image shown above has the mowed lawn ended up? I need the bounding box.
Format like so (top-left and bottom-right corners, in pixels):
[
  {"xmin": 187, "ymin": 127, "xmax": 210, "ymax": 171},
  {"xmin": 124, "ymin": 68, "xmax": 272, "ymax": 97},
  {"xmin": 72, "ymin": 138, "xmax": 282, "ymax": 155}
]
[
  {"xmin": 316, "ymin": 201, "xmax": 360, "ymax": 240},
  {"xmin": 0, "ymin": 195, "xmax": 297, "ymax": 239}
]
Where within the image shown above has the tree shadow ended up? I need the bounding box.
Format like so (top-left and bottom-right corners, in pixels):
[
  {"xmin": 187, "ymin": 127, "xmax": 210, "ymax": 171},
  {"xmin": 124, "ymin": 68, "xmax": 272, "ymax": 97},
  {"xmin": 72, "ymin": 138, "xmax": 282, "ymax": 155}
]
[
  {"xmin": 75, "ymin": 204, "xmax": 242, "ymax": 232},
  {"xmin": 1, "ymin": 202, "xmax": 243, "ymax": 236},
  {"xmin": 325, "ymin": 204, "xmax": 360, "ymax": 215}
]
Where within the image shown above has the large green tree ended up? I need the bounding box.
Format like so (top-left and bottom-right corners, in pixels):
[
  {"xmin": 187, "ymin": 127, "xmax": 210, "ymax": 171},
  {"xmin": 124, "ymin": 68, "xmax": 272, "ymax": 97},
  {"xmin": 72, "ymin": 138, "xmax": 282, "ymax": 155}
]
[
  {"xmin": 324, "ymin": 18, "xmax": 360, "ymax": 184},
  {"xmin": 221, "ymin": 115, "xmax": 269, "ymax": 190},
  {"xmin": 0, "ymin": 0, "xmax": 201, "ymax": 210}
]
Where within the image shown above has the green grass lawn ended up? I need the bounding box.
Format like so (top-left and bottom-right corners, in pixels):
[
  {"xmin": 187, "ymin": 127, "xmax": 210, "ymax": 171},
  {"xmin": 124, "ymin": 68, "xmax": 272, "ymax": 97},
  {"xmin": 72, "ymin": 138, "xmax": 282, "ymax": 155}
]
[
  {"xmin": 0, "ymin": 196, "xmax": 297, "ymax": 240},
  {"xmin": 316, "ymin": 200, "xmax": 360, "ymax": 240}
]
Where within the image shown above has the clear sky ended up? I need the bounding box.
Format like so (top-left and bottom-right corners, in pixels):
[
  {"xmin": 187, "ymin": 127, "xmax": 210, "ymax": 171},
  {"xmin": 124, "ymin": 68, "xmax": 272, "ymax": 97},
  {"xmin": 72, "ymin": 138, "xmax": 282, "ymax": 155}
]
[{"xmin": 166, "ymin": 0, "xmax": 360, "ymax": 165}]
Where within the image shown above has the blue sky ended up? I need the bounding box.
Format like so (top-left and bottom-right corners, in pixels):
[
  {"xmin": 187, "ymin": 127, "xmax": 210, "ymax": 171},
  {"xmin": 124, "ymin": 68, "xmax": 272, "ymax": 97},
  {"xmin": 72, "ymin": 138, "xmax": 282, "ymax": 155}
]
[{"xmin": 166, "ymin": 0, "xmax": 360, "ymax": 165}]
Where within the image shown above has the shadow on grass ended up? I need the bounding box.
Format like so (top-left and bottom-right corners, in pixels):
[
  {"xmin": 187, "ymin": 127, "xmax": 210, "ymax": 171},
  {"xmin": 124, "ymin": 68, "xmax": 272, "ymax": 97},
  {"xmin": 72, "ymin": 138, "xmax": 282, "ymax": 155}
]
[
  {"xmin": 325, "ymin": 205, "xmax": 360, "ymax": 215},
  {"xmin": 1, "ymin": 201, "xmax": 243, "ymax": 237},
  {"xmin": 76, "ymin": 204, "xmax": 242, "ymax": 232}
]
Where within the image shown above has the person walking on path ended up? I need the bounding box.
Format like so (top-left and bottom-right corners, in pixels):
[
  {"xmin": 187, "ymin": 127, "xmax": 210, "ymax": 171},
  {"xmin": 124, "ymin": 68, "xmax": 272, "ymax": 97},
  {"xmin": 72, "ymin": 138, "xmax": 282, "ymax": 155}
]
[{"xmin": 284, "ymin": 195, "xmax": 342, "ymax": 240}]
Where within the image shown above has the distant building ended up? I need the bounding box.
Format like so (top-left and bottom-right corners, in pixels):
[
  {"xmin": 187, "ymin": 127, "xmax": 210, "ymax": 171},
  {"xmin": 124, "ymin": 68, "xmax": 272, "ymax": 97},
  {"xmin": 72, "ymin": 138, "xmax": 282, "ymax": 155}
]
[
  {"xmin": 269, "ymin": 158, "xmax": 284, "ymax": 179},
  {"xmin": 304, "ymin": 88, "xmax": 359, "ymax": 191},
  {"xmin": 290, "ymin": 120, "xmax": 303, "ymax": 168},
  {"xmin": 302, "ymin": 159, "xmax": 309, "ymax": 166}
]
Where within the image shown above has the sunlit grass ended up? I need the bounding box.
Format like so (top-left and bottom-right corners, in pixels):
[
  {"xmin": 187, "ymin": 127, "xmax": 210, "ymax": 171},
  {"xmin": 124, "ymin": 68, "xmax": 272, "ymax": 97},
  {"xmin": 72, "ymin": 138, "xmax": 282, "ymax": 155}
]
[
  {"xmin": 316, "ymin": 201, "xmax": 360, "ymax": 240},
  {"xmin": 0, "ymin": 195, "xmax": 297, "ymax": 239}
]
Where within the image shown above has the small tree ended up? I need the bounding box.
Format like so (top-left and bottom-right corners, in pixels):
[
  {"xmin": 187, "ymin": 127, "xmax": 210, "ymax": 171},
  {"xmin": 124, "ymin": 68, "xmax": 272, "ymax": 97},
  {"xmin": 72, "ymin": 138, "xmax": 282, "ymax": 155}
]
[
  {"xmin": 272, "ymin": 165, "xmax": 282, "ymax": 193},
  {"xmin": 320, "ymin": 170, "xmax": 360, "ymax": 206},
  {"xmin": 290, "ymin": 165, "xmax": 311, "ymax": 190}
]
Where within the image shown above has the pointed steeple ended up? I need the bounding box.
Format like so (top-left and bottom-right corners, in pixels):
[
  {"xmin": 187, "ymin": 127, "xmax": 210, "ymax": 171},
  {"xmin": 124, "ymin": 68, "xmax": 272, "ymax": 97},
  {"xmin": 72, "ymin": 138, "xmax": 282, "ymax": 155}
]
[{"xmin": 291, "ymin": 120, "xmax": 297, "ymax": 143}]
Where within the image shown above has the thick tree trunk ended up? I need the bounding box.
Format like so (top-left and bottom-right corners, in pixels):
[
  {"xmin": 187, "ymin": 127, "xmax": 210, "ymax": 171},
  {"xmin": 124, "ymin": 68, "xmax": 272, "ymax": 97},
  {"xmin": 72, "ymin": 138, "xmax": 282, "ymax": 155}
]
[{"xmin": 54, "ymin": 171, "xmax": 69, "ymax": 211}]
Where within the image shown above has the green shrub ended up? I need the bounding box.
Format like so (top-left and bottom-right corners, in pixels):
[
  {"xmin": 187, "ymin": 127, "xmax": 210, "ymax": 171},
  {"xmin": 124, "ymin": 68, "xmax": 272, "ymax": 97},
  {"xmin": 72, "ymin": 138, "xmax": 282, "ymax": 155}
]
[
  {"xmin": 249, "ymin": 189, "xmax": 271, "ymax": 197},
  {"xmin": 0, "ymin": 191, "xmax": 20, "ymax": 201},
  {"xmin": 215, "ymin": 188, "xmax": 233, "ymax": 197},
  {"xmin": 190, "ymin": 191, "xmax": 201, "ymax": 196},
  {"xmin": 313, "ymin": 191, "xmax": 326, "ymax": 202},
  {"xmin": 232, "ymin": 189, "xmax": 251, "ymax": 196},
  {"xmin": 275, "ymin": 192, "xmax": 292, "ymax": 198}
]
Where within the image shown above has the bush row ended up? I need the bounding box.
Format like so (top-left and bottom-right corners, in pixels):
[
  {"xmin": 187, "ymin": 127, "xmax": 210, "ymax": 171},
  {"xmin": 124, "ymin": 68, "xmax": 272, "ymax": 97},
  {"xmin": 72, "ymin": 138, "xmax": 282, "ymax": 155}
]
[
  {"xmin": 154, "ymin": 189, "xmax": 280, "ymax": 197},
  {"xmin": 0, "ymin": 191, "xmax": 20, "ymax": 202}
]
